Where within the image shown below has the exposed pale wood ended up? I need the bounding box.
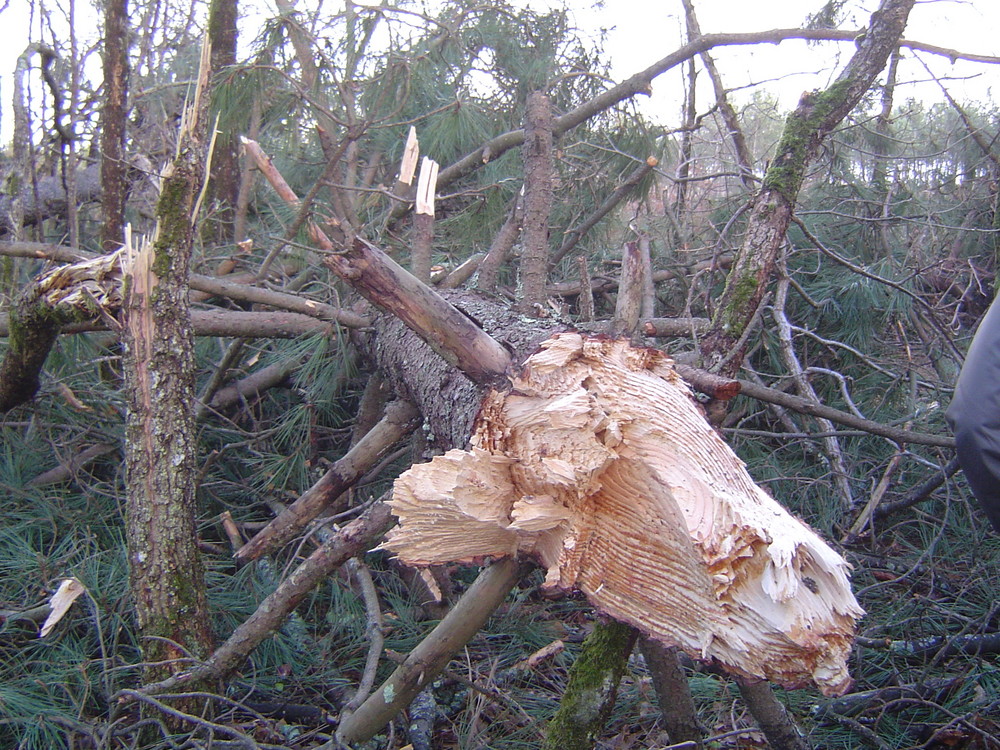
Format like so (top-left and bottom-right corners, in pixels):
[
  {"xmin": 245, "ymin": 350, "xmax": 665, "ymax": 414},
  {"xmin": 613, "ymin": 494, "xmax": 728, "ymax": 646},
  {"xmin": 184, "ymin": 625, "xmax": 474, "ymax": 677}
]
[
  {"xmin": 240, "ymin": 136, "xmax": 300, "ymax": 206},
  {"xmin": 0, "ymin": 249, "xmax": 125, "ymax": 411},
  {"xmin": 414, "ymin": 156, "xmax": 438, "ymax": 216},
  {"xmin": 395, "ymin": 125, "xmax": 420, "ymax": 193},
  {"xmin": 385, "ymin": 333, "xmax": 863, "ymax": 696},
  {"xmin": 411, "ymin": 157, "xmax": 438, "ymax": 281},
  {"xmin": 0, "ymin": 240, "xmax": 370, "ymax": 328}
]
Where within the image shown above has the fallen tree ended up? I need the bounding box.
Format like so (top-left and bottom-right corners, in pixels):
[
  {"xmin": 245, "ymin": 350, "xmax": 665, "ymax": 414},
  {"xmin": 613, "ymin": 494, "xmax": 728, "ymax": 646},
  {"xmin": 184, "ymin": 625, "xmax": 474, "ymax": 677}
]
[{"xmin": 384, "ymin": 331, "xmax": 863, "ymax": 695}]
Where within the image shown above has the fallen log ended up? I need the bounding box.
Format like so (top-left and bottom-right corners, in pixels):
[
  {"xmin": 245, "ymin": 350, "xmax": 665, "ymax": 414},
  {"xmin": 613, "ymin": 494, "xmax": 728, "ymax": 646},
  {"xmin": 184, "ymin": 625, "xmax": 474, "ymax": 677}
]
[{"xmin": 384, "ymin": 332, "xmax": 864, "ymax": 697}]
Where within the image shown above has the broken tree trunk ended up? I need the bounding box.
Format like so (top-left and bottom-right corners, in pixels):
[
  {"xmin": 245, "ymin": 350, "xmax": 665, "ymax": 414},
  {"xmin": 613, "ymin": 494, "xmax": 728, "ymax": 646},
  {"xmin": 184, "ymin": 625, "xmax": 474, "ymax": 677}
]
[
  {"xmin": 119, "ymin": 36, "xmax": 214, "ymax": 710},
  {"xmin": 0, "ymin": 251, "xmax": 123, "ymax": 412},
  {"xmin": 248, "ymin": 140, "xmax": 863, "ymax": 745},
  {"xmin": 385, "ymin": 332, "xmax": 863, "ymax": 697},
  {"xmin": 541, "ymin": 240, "xmax": 656, "ymax": 749}
]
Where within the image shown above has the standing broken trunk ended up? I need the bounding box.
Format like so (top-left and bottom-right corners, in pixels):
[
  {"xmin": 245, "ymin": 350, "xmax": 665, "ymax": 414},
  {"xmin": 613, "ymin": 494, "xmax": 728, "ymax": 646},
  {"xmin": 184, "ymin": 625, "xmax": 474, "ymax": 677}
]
[{"xmin": 118, "ymin": 37, "xmax": 214, "ymax": 703}]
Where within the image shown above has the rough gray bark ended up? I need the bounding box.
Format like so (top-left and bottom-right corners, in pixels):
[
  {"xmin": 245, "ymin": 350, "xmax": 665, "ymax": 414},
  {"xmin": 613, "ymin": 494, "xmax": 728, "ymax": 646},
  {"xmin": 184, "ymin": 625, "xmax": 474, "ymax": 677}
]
[
  {"xmin": 119, "ymin": 41, "xmax": 214, "ymax": 703},
  {"xmin": 517, "ymin": 92, "xmax": 554, "ymax": 314},
  {"xmin": 207, "ymin": 0, "xmax": 240, "ymax": 243},
  {"xmin": 372, "ymin": 290, "xmax": 563, "ymax": 452}
]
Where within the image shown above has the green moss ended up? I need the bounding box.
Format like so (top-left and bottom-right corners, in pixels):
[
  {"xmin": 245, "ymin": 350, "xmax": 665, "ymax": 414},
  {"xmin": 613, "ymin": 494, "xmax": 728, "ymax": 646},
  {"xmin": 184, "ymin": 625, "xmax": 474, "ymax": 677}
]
[
  {"xmin": 153, "ymin": 164, "xmax": 195, "ymax": 278},
  {"xmin": 717, "ymin": 272, "xmax": 759, "ymax": 338},
  {"xmin": 762, "ymin": 79, "xmax": 852, "ymax": 201},
  {"xmin": 543, "ymin": 619, "xmax": 637, "ymax": 749}
]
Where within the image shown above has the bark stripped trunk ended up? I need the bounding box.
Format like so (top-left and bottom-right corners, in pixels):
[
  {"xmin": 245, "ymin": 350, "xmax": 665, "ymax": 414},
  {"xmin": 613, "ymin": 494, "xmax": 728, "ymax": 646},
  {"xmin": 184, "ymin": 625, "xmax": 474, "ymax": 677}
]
[
  {"xmin": 700, "ymin": 0, "xmax": 916, "ymax": 374},
  {"xmin": 386, "ymin": 333, "xmax": 863, "ymax": 696},
  {"xmin": 119, "ymin": 39, "xmax": 213, "ymax": 701}
]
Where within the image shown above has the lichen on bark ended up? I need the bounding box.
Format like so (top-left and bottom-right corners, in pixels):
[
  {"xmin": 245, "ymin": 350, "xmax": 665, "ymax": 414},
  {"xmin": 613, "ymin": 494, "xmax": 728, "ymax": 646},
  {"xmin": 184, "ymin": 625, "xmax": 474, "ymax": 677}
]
[
  {"xmin": 118, "ymin": 34, "xmax": 215, "ymax": 714},
  {"xmin": 702, "ymin": 0, "xmax": 915, "ymax": 373},
  {"xmin": 542, "ymin": 619, "xmax": 638, "ymax": 750}
]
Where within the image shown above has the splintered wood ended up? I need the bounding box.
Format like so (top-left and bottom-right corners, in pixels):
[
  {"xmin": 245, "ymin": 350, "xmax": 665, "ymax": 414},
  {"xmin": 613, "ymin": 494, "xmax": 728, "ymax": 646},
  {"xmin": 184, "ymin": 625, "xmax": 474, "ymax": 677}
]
[{"xmin": 384, "ymin": 333, "xmax": 863, "ymax": 696}]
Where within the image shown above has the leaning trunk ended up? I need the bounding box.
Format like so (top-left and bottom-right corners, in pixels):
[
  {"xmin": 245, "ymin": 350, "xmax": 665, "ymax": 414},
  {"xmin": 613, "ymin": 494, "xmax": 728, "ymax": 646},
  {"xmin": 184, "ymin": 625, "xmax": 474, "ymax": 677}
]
[{"xmin": 701, "ymin": 0, "xmax": 916, "ymax": 372}]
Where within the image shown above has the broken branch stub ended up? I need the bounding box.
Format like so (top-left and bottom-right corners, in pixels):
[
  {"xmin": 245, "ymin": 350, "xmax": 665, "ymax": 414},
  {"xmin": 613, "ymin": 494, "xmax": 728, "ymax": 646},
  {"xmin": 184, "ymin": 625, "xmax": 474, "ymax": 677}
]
[{"xmin": 384, "ymin": 332, "xmax": 863, "ymax": 696}]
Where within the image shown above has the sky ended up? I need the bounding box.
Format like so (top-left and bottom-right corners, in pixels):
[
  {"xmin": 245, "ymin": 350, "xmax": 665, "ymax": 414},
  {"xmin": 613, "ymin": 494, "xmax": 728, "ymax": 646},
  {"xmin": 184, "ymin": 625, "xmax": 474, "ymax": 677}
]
[{"xmin": 0, "ymin": 0, "xmax": 997, "ymax": 148}]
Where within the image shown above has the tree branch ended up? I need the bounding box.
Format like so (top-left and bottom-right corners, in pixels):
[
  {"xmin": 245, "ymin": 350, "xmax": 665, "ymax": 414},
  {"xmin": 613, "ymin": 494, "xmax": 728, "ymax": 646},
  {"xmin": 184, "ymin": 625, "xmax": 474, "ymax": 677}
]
[
  {"xmin": 432, "ymin": 25, "xmax": 991, "ymax": 197},
  {"xmin": 135, "ymin": 500, "xmax": 394, "ymax": 697},
  {"xmin": 234, "ymin": 400, "xmax": 420, "ymax": 564}
]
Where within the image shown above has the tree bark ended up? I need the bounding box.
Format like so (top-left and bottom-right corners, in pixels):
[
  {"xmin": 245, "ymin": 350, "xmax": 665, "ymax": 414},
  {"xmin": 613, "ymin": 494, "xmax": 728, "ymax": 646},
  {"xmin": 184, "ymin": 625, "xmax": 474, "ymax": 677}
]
[
  {"xmin": 0, "ymin": 252, "xmax": 124, "ymax": 412},
  {"xmin": 640, "ymin": 639, "xmax": 703, "ymax": 747},
  {"xmin": 517, "ymin": 92, "xmax": 554, "ymax": 314},
  {"xmin": 119, "ymin": 40, "xmax": 214, "ymax": 704},
  {"xmin": 737, "ymin": 680, "xmax": 811, "ymax": 750},
  {"xmin": 700, "ymin": 0, "xmax": 916, "ymax": 374},
  {"xmin": 206, "ymin": 0, "xmax": 240, "ymax": 243},
  {"xmin": 100, "ymin": 0, "xmax": 129, "ymax": 252},
  {"xmin": 542, "ymin": 620, "xmax": 638, "ymax": 750},
  {"xmin": 333, "ymin": 558, "xmax": 523, "ymax": 747}
]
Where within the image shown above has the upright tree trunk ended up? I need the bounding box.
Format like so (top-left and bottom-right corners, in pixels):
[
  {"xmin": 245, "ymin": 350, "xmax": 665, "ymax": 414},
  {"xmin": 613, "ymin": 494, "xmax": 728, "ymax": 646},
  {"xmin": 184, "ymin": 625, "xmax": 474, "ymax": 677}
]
[
  {"xmin": 517, "ymin": 91, "xmax": 554, "ymax": 314},
  {"xmin": 542, "ymin": 620, "xmax": 638, "ymax": 750},
  {"xmin": 119, "ymin": 39, "xmax": 214, "ymax": 704},
  {"xmin": 207, "ymin": 0, "xmax": 240, "ymax": 243},
  {"xmin": 100, "ymin": 0, "xmax": 129, "ymax": 253}
]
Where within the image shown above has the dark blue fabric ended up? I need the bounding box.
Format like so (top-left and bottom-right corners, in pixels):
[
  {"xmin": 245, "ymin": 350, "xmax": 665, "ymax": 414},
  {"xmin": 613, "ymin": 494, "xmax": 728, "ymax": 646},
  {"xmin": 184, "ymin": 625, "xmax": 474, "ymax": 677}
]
[{"xmin": 946, "ymin": 297, "xmax": 1000, "ymax": 532}]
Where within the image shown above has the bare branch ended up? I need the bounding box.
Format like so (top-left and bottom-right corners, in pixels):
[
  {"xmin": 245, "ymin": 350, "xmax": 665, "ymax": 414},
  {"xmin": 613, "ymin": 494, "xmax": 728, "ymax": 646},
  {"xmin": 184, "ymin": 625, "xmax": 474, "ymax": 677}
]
[{"xmin": 234, "ymin": 400, "xmax": 420, "ymax": 564}]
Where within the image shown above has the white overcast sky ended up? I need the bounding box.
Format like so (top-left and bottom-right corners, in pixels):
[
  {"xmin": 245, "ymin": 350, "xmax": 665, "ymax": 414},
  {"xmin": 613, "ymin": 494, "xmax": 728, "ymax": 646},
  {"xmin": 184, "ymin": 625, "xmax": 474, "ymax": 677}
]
[{"xmin": 0, "ymin": 0, "xmax": 997, "ymax": 147}]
